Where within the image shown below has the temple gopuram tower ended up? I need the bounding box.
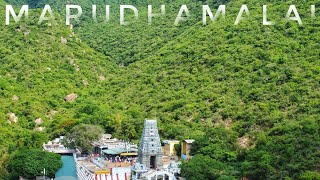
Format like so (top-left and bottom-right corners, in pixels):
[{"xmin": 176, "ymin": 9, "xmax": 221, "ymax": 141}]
[{"xmin": 138, "ymin": 119, "xmax": 163, "ymax": 169}]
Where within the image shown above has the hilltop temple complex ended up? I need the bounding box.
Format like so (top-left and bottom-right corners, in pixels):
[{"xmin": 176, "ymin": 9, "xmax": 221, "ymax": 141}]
[{"xmin": 44, "ymin": 119, "xmax": 192, "ymax": 180}]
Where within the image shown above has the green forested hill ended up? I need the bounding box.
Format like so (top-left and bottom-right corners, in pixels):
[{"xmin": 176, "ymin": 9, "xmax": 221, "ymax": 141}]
[
  {"xmin": 0, "ymin": 7, "xmax": 118, "ymax": 177},
  {"xmin": 0, "ymin": 0, "xmax": 319, "ymax": 179}
]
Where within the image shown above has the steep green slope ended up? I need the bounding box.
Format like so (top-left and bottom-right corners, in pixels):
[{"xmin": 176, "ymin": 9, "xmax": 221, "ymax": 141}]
[
  {"xmin": 97, "ymin": 0, "xmax": 320, "ymax": 136},
  {"xmin": 0, "ymin": 0, "xmax": 319, "ymax": 179},
  {"xmin": 76, "ymin": 0, "xmax": 229, "ymax": 65},
  {"xmin": 78, "ymin": 0, "xmax": 202, "ymax": 65},
  {"xmin": 90, "ymin": 0, "xmax": 319, "ymax": 178},
  {"xmin": 0, "ymin": 9, "xmax": 118, "ymax": 178},
  {"xmin": 4, "ymin": 0, "xmax": 222, "ymax": 65}
]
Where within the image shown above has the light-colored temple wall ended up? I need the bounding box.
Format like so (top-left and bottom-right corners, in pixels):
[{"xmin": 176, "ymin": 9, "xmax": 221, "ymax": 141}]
[{"xmin": 138, "ymin": 119, "xmax": 163, "ymax": 169}]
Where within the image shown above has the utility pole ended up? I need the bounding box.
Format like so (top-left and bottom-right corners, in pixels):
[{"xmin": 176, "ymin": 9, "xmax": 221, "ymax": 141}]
[{"xmin": 43, "ymin": 168, "xmax": 46, "ymax": 180}]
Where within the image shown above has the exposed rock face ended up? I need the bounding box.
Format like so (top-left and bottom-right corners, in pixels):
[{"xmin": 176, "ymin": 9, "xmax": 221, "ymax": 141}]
[
  {"xmin": 8, "ymin": 113, "xmax": 18, "ymax": 123},
  {"xmin": 35, "ymin": 127, "xmax": 45, "ymax": 132},
  {"xmin": 46, "ymin": 110, "xmax": 58, "ymax": 119},
  {"xmin": 61, "ymin": 37, "xmax": 67, "ymax": 44},
  {"xmin": 23, "ymin": 30, "xmax": 30, "ymax": 36},
  {"xmin": 75, "ymin": 65, "xmax": 80, "ymax": 72},
  {"xmin": 83, "ymin": 80, "xmax": 89, "ymax": 86},
  {"xmin": 237, "ymin": 136, "xmax": 250, "ymax": 148},
  {"xmin": 35, "ymin": 118, "xmax": 43, "ymax": 125},
  {"xmin": 12, "ymin": 95, "xmax": 19, "ymax": 101},
  {"xmin": 98, "ymin": 75, "xmax": 106, "ymax": 81},
  {"xmin": 64, "ymin": 93, "xmax": 78, "ymax": 102}
]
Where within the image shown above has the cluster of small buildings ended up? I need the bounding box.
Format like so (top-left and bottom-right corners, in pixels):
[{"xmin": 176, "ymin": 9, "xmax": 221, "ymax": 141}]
[
  {"xmin": 43, "ymin": 136, "xmax": 77, "ymax": 154},
  {"xmin": 91, "ymin": 134, "xmax": 138, "ymax": 158},
  {"xmin": 92, "ymin": 134, "xmax": 138, "ymax": 158},
  {"xmin": 89, "ymin": 135, "xmax": 194, "ymax": 162},
  {"xmin": 44, "ymin": 119, "xmax": 195, "ymax": 180}
]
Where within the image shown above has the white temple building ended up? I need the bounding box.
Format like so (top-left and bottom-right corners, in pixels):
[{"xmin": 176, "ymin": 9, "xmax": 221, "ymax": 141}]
[{"xmin": 132, "ymin": 119, "xmax": 180, "ymax": 180}]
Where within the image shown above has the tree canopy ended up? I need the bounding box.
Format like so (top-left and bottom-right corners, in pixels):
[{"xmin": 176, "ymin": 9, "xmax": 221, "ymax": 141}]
[
  {"xmin": 64, "ymin": 124, "xmax": 104, "ymax": 152},
  {"xmin": 0, "ymin": 0, "xmax": 319, "ymax": 178},
  {"xmin": 7, "ymin": 149, "xmax": 62, "ymax": 179}
]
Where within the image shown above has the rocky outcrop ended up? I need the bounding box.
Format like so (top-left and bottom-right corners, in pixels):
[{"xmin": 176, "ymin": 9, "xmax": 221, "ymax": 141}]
[
  {"xmin": 12, "ymin": 95, "xmax": 19, "ymax": 101},
  {"xmin": 61, "ymin": 37, "xmax": 67, "ymax": 44},
  {"xmin": 237, "ymin": 136, "xmax": 250, "ymax": 148},
  {"xmin": 98, "ymin": 75, "xmax": 106, "ymax": 81},
  {"xmin": 46, "ymin": 110, "xmax": 58, "ymax": 119},
  {"xmin": 8, "ymin": 113, "xmax": 18, "ymax": 123},
  {"xmin": 83, "ymin": 80, "xmax": 89, "ymax": 86},
  {"xmin": 35, "ymin": 118, "xmax": 43, "ymax": 125},
  {"xmin": 23, "ymin": 30, "xmax": 30, "ymax": 37},
  {"xmin": 64, "ymin": 93, "xmax": 78, "ymax": 102},
  {"xmin": 35, "ymin": 127, "xmax": 45, "ymax": 132}
]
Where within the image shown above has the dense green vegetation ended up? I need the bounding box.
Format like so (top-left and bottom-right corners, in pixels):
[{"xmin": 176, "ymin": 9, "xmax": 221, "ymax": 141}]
[
  {"xmin": 0, "ymin": 0, "xmax": 319, "ymax": 179},
  {"xmin": 7, "ymin": 149, "xmax": 62, "ymax": 179},
  {"xmin": 64, "ymin": 124, "xmax": 104, "ymax": 152}
]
